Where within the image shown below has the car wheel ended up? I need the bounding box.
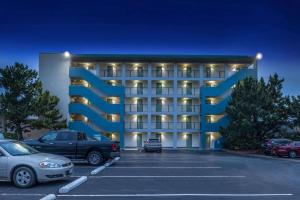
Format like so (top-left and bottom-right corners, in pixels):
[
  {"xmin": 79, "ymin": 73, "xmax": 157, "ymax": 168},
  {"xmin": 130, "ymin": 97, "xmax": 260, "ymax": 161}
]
[
  {"xmin": 87, "ymin": 151, "xmax": 104, "ymax": 166},
  {"xmin": 12, "ymin": 166, "xmax": 36, "ymax": 188},
  {"xmin": 289, "ymin": 151, "xmax": 297, "ymax": 159}
]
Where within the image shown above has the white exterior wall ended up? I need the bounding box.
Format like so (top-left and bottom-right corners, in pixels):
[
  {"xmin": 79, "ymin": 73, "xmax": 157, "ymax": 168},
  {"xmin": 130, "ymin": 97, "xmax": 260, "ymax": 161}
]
[
  {"xmin": 39, "ymin": 53, "xmax": 70, "ymax": 120},
  {"xmin": 124, "ymin": 132, "xmax": 147, "ymax": 148},
  {"xmin": 161, "ymin": 133, "xmax": 173, "ymax": 147}
]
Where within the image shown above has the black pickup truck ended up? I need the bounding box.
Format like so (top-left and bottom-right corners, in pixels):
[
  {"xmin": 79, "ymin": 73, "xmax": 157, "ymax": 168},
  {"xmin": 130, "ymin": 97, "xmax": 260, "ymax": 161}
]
[{"xmin": 24, "ymin": 130, "xmax": 120, "ymax": 166}]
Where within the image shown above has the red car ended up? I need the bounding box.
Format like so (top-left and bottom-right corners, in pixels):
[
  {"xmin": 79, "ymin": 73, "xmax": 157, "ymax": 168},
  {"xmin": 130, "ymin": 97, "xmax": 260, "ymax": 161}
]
[{"xmin": 274, "ymin": 141, "xmax": 300, "ymax": 158}]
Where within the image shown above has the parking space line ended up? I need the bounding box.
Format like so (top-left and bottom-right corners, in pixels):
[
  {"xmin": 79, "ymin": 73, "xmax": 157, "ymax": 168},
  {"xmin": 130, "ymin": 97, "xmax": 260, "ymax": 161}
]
[
  {"xmin": 85, "ymin": 175, "xmax": 246, "ymax": 178},
  {"xmin": 117, "ymin": 161, "xmax": 208, "ymax": 163},
  {"xmin": 58, "ymin": 193, "xmax": 293, "ymax": 197},
  {"xmin": 0, "ymin": 193, "xmax": 46, "ymax": 197},
  {"xmin": 108, "ymin": 166, "xmax": 222, "ymax": 169}
]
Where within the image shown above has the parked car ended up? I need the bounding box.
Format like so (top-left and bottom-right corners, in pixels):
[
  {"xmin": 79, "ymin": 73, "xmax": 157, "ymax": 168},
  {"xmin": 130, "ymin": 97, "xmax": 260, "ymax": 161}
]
[
  {"xmin": 261, "ymin": 138, "xmax": 292, "ymax": 155},
  {"xmin": 0, "ymin": 132, "xmax": 4, "ymax": 140},
  {"xmin": 144, "ymin": 138, "xmax": 162, "ymax": 152},
  {"xmin": 274, "ymin": 141, "xmax": 300, "ymax": 158},
  {"xmin": 0, "ymin": 140, "xmax": 73, "ymax": 188},
  {"xmin": 24, "ymin": 130, "xmax": 120, "ymax": 166}
]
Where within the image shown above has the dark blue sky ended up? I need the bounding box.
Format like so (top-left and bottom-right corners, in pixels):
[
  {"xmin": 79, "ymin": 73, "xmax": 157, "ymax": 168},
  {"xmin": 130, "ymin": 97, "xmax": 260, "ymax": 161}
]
[{"xmin": 0, "ymin": 0, "xmax": 299, "ymax": 95}]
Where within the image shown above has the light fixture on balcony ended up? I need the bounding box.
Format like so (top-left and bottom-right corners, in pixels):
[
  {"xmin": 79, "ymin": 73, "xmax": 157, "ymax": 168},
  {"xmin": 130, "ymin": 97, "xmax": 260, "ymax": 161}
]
[
  {"xmin": 64, "ymin": 51, "xmax": 70, "ymax": 58},
  {"xmin": 183, "ymin": 133, "xmax": 187, "ymax": 139},
  {"xmin": 256, "ymin": 52, "xmax": 263, "ymax": 60}
]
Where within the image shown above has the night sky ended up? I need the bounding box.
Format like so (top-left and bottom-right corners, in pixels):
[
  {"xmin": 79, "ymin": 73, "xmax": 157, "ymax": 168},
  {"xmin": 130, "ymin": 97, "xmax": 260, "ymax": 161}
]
[{"xmin": 0, "ymin": 0, "xmax": 299, "ymax": 95}]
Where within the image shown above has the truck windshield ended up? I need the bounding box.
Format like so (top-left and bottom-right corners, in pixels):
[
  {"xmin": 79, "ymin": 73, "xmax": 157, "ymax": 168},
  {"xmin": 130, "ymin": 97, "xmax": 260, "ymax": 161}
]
[{"xmin": 0, "ymin": 141, "xmax": 39, "ymax": 156}]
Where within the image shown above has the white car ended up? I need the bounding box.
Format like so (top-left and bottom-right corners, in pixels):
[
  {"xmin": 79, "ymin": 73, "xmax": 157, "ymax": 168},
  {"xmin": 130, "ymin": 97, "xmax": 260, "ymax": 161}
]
[{"xmin": 0, "ymin": 140, "xmax": 73, "ymax": 188}]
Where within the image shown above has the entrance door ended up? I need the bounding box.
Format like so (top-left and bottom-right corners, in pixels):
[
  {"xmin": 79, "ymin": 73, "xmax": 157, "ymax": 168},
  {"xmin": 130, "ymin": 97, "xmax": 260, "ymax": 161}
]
[
  {"xmin": 186, "ymin": 66, "xmax": 192, "ymax": 77},
  {"xmin": 186, "ymin": 134, "xmax": 192, "ymax": 148},
  {"xmin": 137, "ymin": 115, "xmax": 143, "ymax": 129},
  {"xmin": 137, "ymin": 99, "xmax": 143, "ymax": 112},
  {"xmin": 156, "ymin": 133, "xmax": 162, "ymax": 142},
  {"xmin": 186, "ymin": 99, "xmax": 192, "ymax": 112},
  {"xmin": 137, "ymin": 134, "xmax": 143, "ymax": 148},
  {"xmin": 137, "ymin": 82, "xmax": 143, "ymax": 95},
  {"xmin": 186, "ymin": 82, "xmax": 192, "ymax": 95},
  {"xmin": 156, "ymin": 82, "xmax": 162, "ymax": 95},
  {"xmin": 156, "ymin": 66, "xmax": 163, "ymax": 77},
  {"xmin": 186, "ymin": 116, "xmax": 192, "ymax": 129},
  {"xmin": 156, "ymin": 115, "xmax": 162, "ymax": 129},
  {"xmin": 156, "ymin": 99, "xmax": 162, "ymax": 112},
  {"xmin": 137, "ymin": 67, "xmax": 143, "ymax": 77}
]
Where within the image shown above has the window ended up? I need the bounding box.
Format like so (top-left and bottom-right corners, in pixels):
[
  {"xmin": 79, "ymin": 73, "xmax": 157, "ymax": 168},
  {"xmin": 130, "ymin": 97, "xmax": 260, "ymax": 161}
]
[
  {"xmin": 56, "ymin": 132, "xmax": 77, "ymax": 141},
  {"xmin": 41, "ymin": 132, "xmax": 58, "ymax": 142}
]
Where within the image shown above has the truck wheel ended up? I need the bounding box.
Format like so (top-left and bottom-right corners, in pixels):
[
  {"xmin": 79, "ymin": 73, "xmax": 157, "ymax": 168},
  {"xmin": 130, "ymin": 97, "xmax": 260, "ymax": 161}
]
[
  {"xmin": 12, "ymin": 166, "xmax": 36, "ymax": 188},
  {"xmin": 87, "ymin": 151, "xmax": 104, "ymax": 166},
  {"xmin": 289, "ymin": 151, "xmax": 297, "ymax": 158}
]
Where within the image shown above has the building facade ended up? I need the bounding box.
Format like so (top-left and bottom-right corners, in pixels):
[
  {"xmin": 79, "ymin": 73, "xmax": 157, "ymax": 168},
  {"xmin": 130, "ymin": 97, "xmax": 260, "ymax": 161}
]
[{"xmin": 39, "ymin": 53, "xmax": 258, "ymax": 150}]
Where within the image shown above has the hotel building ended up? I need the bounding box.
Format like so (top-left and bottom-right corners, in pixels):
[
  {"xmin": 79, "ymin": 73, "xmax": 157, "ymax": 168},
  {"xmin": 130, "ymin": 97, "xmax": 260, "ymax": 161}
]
[{"xmin": 39, "ymin": 53, "xmax": 258, "ymax": 150}]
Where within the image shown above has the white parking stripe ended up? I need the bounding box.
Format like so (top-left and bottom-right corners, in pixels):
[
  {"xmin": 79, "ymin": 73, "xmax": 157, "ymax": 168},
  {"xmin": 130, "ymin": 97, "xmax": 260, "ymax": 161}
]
[
  {"xmin": 84, "ymin": 175, "xmax": 246, "ymax": 178},
  {"xmin": 117, "ymin": 161, "xmax": 208, "ymax": 163},
  {"xmin": 108, "ymin": 166, "xmax": 222, "ymax": 169},
  {"xmin": 58, "ymin": 193, "xmax": 293, "ymax": 197},
  {"xmin": 0, "ymin": 193, "xmax": 46, "ymax": 196}
]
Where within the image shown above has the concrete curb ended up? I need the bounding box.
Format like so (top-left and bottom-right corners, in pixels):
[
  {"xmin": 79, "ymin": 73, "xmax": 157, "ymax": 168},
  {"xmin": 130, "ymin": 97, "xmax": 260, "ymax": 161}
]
[
  {"xmin": 59, "ymin": 176, "xmax": 88, "ymax": 194},
  {"xmin": 222, "ymin": 149, "xmax": 300, "ymax": 163},
  {"xmin": 40, "ymin": 194, "xmax": 56, "ymax": 200},
  {"xmin": 91, "ymin": 166, "xmax": 105, "ymax": 175}
]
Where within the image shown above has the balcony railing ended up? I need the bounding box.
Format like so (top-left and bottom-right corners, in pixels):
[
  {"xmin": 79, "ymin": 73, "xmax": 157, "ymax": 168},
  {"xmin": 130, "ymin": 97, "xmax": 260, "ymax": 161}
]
[
  {"xmin": 151, "ymin": 122, "xmax": 173, "ymax": 129},
  {"xmin": 151, "ymin": 104, "xmax": 173, "ymax": 112},
  {"xmin": 177, "ymin": 105, "xmax": 200, "ymax": 112},
  {"xmin": 125, "ymin": 87, "xmax": 148, "ymax": 95},
  {"xmin": 177, "ymin": 70, "xmax": 199, "ymax": 78},
  {"xmin": 177, "ymin": 88, "xmax": 200, "ymax": 96},
  {"xmin": 177, "ymin": 122, "xmax": 200, "ymax": 130},
  {"xmin": 125, "ymin": 122, "xmax": 148, "ymax": 129},
  {"xmin": 151, "ymin": 87, "xmax": 173, "ymax": 95},
  {"xmin": 151, "ymin": 70, "xmax": 174, "ymax": 78},
  {"xmin": 204, "ymin": 70, "xmax": 225, "ymax": 78},
  {"xmin": 125, "ymin": 104, "xmax": 148, "ymax": 112},
  {"xmin": 100, "ymin": 69, "xmax": 122, "ymax": 77},
  {"xmin": 126, "ymin": 70, "xmax": 148, "ymax": 77}
]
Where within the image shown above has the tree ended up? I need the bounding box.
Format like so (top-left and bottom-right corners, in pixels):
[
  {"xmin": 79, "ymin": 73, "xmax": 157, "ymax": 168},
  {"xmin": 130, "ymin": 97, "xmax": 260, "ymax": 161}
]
[
  {"xmin": 0, "ymin": 63, "xmax": 66, "ymax": 140},
  {"xmin": 221, "ymin": 74, "xmax": 289, "ymax": 150},
  {"xmin": 288, "ymin": 95, "xmax": 300, "ymax": 128},
  {"xmin": 31, "ymin": 90, "xmax": 66, "ymax": 130},
  {"xmin": 0, "ymin": 63, "xmax": 41, "ymax": 140}
]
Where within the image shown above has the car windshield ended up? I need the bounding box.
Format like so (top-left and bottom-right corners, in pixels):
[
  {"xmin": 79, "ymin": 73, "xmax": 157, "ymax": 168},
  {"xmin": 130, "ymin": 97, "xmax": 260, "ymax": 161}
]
[
  {"xmin": 0, "ymin": 141, "xmax": 39, "ymax": 156},
  {"xmin": 148, "ymin": 139, "xmax": 159, "ymax": 143}
]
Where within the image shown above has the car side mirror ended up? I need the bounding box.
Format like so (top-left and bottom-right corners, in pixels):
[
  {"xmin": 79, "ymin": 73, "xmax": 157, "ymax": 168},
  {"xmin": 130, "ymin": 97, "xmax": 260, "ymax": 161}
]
[{"xmin": 39, "ymin": 138, "xmax": 45, "ymax": 143}]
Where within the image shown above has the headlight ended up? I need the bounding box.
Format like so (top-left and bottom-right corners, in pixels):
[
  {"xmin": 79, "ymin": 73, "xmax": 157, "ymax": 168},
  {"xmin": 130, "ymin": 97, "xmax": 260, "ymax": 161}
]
[{"xmin": 39, "ymin": 161, "xmax": 62, "ymax": 168}]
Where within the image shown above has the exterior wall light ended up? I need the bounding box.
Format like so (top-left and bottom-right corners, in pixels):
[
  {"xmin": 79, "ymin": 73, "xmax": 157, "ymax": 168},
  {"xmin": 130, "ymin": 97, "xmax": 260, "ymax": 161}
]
[
  {"xmin": 256, "ymin": 52, "xmax": 263, "ymax": 60},
  {"xmin": 64, "ymin": 51, "xmax": 70, "ymax": 58}
]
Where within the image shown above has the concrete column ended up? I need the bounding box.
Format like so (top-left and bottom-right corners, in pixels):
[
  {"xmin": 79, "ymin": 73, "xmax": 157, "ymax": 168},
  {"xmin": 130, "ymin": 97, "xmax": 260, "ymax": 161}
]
[
  {"xmin": 147, "ymin": 64, "xmax": 152, "ymax": 139},
  {"xmin": 172, "ymin": 64, "xmax": 178, "ymax": 149}
]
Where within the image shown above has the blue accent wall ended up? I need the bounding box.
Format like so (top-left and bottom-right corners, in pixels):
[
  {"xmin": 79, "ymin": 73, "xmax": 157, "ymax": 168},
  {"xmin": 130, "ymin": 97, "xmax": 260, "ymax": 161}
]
[
  {"xmin": 200, "ymin": 68, "xmax": 257, "ymax": 149},
  {"xmin": 69, "ymin": 67, "xmax": 125, "ymax": 148}
]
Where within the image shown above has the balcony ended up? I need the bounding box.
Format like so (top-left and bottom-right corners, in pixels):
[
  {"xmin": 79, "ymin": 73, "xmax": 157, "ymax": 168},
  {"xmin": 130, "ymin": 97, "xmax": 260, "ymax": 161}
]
[
  {"xmin": 151, "ymin": 87, "xmax": 173, "ymax": 96},
  {"xmin": 177, "ymin": 87, "xmax": 200, "ymax": 96},
  {"xmin": 177, "ymin": 104, "xmax": 200, "ymax": 113},
  {"xmin": 125, "ymin": 87, "xmax": 148, "ymax": 96},
  {"xmin": 204, "ymin": 70, "xmax": 225, "ymax": 78},
  {"xmin": 151, "ymin": 104, "xmax": 173, "ymax": 112},
  {"xmin": 177, "ymin": 69, "xmax": 199, "ymax": 78},
  {"xmin": 125, "ymin": 122, "xmax": 148, "ymax": 130},
  {"xmin": 100, "ymin": 69, "xmax": 122, "ymax": 77},
  {"xmin": 151, "ymin": 122, "xmax": 173, "ymax": 130},
  {"xmin": 151, "ymin": 69, "xmax": 174, "ymax": 78},
  {"xmin": 177, "ymin": 122, "xmax": 200, "ymax": 130},
  {"xmin": 125, "ymin": 104, "xmax": 148, "ymax": 112},
  {"xmin": 126, "ymin": 69, "xmax": 148, "ymax": 77}
]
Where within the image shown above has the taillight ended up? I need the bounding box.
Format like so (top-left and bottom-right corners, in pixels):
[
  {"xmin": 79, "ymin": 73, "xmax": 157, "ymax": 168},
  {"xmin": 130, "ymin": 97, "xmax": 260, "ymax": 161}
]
[{"xmin": 112, "ymin": 143, "xmax": 117, "ymax": 151}]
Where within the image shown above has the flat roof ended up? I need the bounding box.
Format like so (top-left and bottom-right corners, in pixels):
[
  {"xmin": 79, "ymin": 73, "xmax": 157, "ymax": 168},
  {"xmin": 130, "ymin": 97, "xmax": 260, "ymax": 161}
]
[{"xmin": 71, "ymin": 54, "xmax": 256, "ymax": 64}]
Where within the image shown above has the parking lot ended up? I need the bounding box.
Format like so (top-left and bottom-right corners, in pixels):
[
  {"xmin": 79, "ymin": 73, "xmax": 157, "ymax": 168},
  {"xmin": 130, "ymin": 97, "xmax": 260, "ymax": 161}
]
[{"xmin": 1, "ymin": 151, "xmax": 300, "ymax": 200}]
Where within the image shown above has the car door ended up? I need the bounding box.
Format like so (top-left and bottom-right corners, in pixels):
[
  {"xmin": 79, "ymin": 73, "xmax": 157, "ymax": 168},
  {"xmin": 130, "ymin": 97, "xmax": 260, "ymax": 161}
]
[
  {"xmin": 36, "ymin": 131, "xmax": 59, "ymax": 153},
  {"xmin": 54, "ymin": 132, "xmax": 77, "ymax": 158},
  {"xmin": 0, "ymin": 149, "xmax": 8, "ymax": 179}
]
